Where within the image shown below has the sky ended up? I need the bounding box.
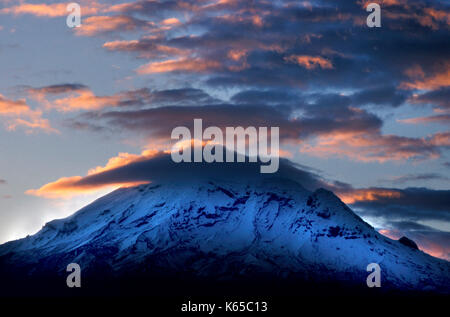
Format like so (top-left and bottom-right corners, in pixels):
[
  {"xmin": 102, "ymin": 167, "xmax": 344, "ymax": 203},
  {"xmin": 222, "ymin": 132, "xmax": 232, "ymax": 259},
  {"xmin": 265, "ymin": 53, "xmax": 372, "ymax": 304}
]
[{"xmin": 0, "ymin": 0, "xmax": 449, "ymax": 260}]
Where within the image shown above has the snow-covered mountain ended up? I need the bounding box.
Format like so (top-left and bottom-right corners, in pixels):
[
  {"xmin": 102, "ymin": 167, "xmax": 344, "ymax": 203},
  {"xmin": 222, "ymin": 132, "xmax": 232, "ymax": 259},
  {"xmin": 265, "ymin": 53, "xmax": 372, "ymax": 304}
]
[{"xmin": 0, "ymin": 156, "xmax": 449, "ymax": 296}]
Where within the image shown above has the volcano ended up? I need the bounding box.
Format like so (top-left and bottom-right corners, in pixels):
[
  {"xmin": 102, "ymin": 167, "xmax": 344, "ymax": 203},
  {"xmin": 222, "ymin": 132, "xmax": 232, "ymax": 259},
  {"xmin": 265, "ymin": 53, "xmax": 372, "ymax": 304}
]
[{"xmin": 0, "ymin": 154, "xmax": 448, "ymax": 296}]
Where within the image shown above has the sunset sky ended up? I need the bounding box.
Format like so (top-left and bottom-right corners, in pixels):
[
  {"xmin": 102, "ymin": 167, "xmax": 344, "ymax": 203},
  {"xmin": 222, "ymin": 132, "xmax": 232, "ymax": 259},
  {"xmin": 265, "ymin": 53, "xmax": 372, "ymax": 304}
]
[{"xmin": 0, "ymin": 0, "xmax": 448, "ymax": 260}]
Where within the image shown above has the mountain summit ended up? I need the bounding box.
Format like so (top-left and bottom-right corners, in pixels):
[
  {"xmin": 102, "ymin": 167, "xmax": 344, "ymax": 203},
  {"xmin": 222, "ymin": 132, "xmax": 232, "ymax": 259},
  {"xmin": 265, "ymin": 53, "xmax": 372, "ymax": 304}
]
[{"xmin": 0, "ymin": 155, "xmax": 449, "ymax": 296}]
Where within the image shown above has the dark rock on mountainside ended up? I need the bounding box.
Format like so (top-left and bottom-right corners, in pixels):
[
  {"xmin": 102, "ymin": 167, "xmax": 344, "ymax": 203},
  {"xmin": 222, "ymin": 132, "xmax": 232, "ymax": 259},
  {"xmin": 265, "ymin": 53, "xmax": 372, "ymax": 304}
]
[{"xmin": 399, "ymin": 236, "xmax": 419, "ymax": 250}]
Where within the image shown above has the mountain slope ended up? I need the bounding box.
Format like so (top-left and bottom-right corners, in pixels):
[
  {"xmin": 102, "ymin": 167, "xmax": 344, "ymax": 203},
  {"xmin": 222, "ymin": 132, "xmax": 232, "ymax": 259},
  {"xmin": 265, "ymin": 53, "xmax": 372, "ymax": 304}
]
[{"xmin": 0, "ymin": 172, "xmax": 448, "ymax": 296}]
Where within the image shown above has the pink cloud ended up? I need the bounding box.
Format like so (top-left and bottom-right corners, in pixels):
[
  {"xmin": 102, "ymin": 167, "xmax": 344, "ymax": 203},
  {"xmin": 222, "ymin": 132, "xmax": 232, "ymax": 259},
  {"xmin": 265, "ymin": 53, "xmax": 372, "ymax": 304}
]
[
  {"xmin": 0, "ymin": 94, "xmax": 56, "ymax": 133},
  {"xmin": 136, "ymin": 58, "xmax": 221, "ymax": 74},
  {"xmin": 285, "ymin": 55, "xmax": 333, "ymax": 70}
]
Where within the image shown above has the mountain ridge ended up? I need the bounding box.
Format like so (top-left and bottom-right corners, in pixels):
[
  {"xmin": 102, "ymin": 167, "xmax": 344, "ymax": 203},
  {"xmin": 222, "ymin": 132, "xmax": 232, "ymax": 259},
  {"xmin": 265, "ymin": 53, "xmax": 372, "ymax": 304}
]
[{"xmin": 0, "ymin": 172, "xmax": 449, "ymax": 296}]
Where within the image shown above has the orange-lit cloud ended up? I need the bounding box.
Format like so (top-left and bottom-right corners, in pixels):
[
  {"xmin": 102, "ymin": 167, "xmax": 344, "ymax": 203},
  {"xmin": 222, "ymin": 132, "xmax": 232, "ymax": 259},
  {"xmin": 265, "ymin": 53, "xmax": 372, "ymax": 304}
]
[
  {"xmin": 26, "ymin": 85, "xmax": 137, "ymax": 112},
  {"xmin": 398, "ymin": 114, "xmax": 450, "ymax": 125},
  {"xmin": 359, "ymin": 0, "xmax": 406, "ymax": 8},
  {"xmin": 429, "ymin": 132, "xmax": 450, "ymax": 146},
  {"xmin": 415, "ymin": 239, "xmax": 450, "ymax": 261},
  {"xmin": 87, "ymin": 149, "xmax": 160, "ymax": 175},
  {"xmin": 74, "ymin": 15, "xmax": 151, "ymax": 36},
  {"xmin": 104, "ymin": 0, "xmax": 197, "ymax": 15},
  {"xmin": 27, "ymin": 84, "xmax": 89, "ymax": 105},
  {"xmin": 52, "ymin": 90, "xmax": 122, "ymax": 111},
  {"xmin": 415, "ymin": 8, "xmax": 450, "ymax": 30},
  {"xmin": 103, "ymin": 40, "xmax": 188, "ymax": 59},
  {"xmin": 26, "ymin": 138, "xmax": 285, "ymax": 199},
  {"xmin": 285, "ymin": 55, "xmax": 333, "ymax": 70},
  {"xmin": 278, "ymin": 149, "xmax": 293, "ymax": 158},
  {"xmin": 0, "ymin": 94, "xmax": 56, "ymax": 133},
  {"xmin": 300, "ymin": 131, "xmax": 445, "ymax": 162},
  {"xmin": 217, "ymin": 13, "xmax": 265, "ymax": 27},
  {"xmin": 252, "ymin": 15, "xmax": 264, "ymax": 27},
  {"xmin": 136, "ymin": 58, "xmax": 221, "ymax": 74},
  {"xmin": 424, "ymin": 8, "xmax": 450, "ymax": 27},
  {"xmin": 26, "ymin": 176, "xmax": 148, "ymax": 199},
  {"xmin": 7, "ymin": 115, "xmax": 55, "ymax": 134},
  {"xmin": 0, "ymin": 2, "xmax": 100, "ymax": 17},
  {"xmin": 384, "ymin": 8, "xmax": 450, "ymax": 30},
  {"xmin": 226, "ymin": 49, "xmax": 250, "ymax": 71},
  {"xmin": 0, "ymin": 95, "xmax": 30, "ymax": 115},
  {"xmin": 401, "ymin": 63, "xmax": 450, "ymax": 90},
  {"xmin": 161, "ymin": 17, "xmax": 181, "ymax": 26},
  {"xmin": 228, "ymin": 49, "xmax": 248, "ymax": 61},
  {"xmin": 27, "ymin": 136, "xmax": 289, "ymax": 199},
  {"xmin": 337, "ymin": 188, "xmax": 402, "ymax": 204},
  {"xmin": 26, "ymin": 148, "xmax": 164, "ymax": 199},
  {"xmin": 1, "ymin": 3, "xmax": 71, "ymax": 17},
  {"xmin": 360, "ymin": 0, "xmax": 449, "ymax": 30}
]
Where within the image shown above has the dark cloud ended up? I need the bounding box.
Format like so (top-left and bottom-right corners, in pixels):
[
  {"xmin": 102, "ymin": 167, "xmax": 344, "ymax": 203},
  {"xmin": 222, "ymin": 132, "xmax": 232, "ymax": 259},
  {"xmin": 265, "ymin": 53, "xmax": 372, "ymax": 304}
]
[
  {"xmin": 148, "ymin": 88, "xmax": 220, "ymax": 105},
  {"xmin": 65, "ymin": 83, "xmax": 449, "ymax": 162},
  {"xmin": 412, "ymin": 87, "xmax": 450, "ymax": 110},
  {"xmin": 70, "ymin": 101, "xmax": 382, "ymax": 142},
  {"xmin": 323, "ymin": 182, "xmax": 450, "ymax": 260},
  {"xmin": 21, "ymin": 85, "xmax": 221, "ymax": 110},
  {"xmin": 230, "ymin": 89, "xmax": 301, "ymax": 106},
  {"xmin": 117, "ymin": 88, "xmax": 220, "ymax": 107},
  {"xmin": 381, "ymin": 173, "xmax": 450, "ymax": 185},
  {"xmin": 77, "ymin": 0, "xmax": 448, "ymax": 129},
  {"xmin": 389, "ymin": 221, "xmax": 441, "ymax": 232},
  {"xmin": 25, "ymin": 84, "xmax": 88, "ymax": 95},
  {"xmin": 351, "ymin": 85, "xmax": 408, "ymax": 108},
  {"xmin": 350, "ymin": 187, "xmax": 450, "ymax": 222},
  {"xmin": 113, "ymin": 0, "xmax": 194, "ymax": 17},
  {"xmin": 32, "ymin": 149, "xmax": 329, "ymax": 194},
  {"xmin": 231, "ymin": 86, "xmax": 408, "ymax": 109},
  {"xmin": 3, "ymin": 0, "xmax": 448, "ymax": 95}
]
